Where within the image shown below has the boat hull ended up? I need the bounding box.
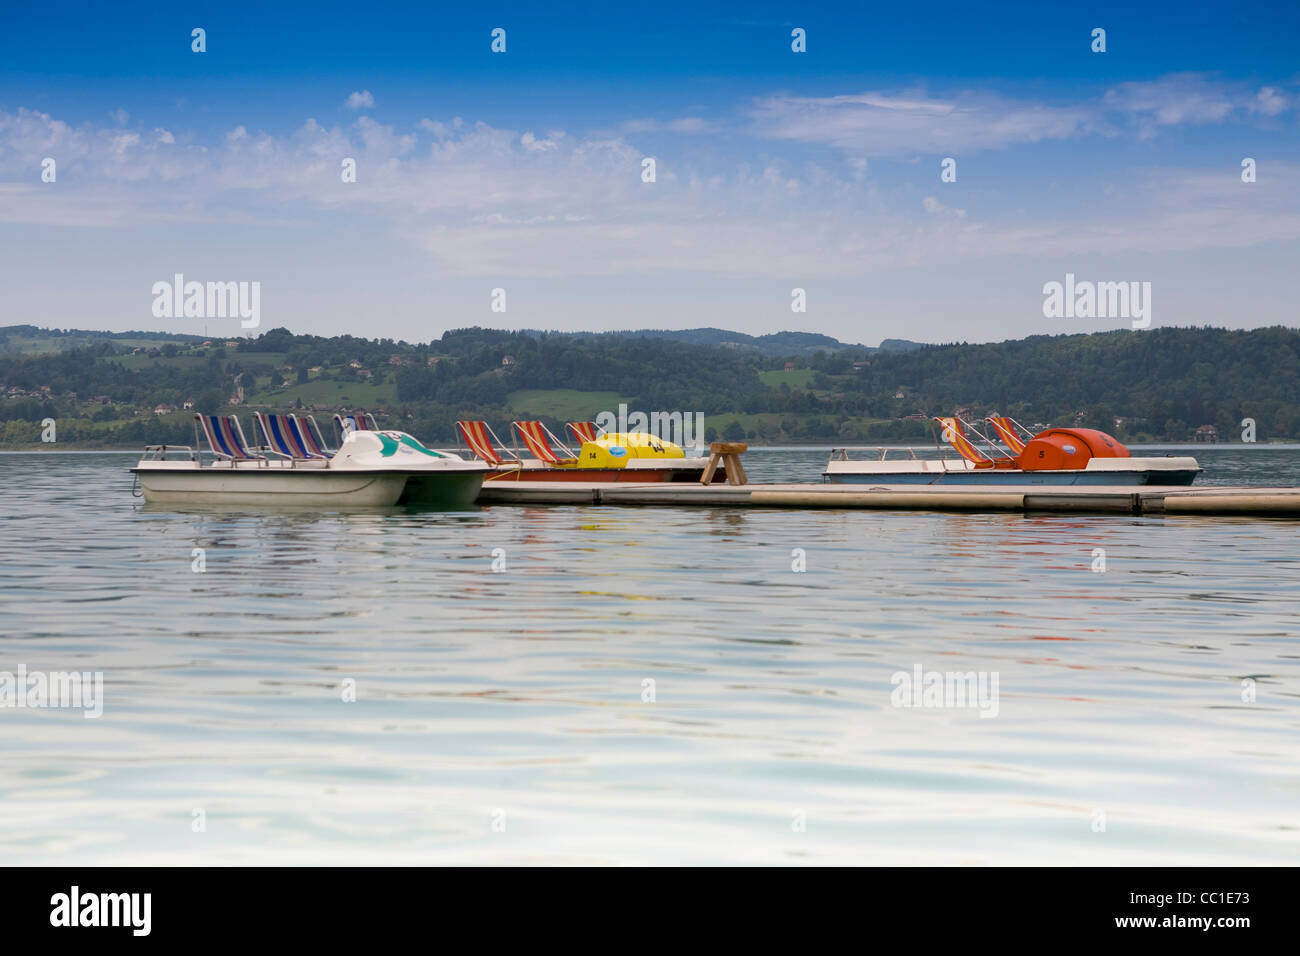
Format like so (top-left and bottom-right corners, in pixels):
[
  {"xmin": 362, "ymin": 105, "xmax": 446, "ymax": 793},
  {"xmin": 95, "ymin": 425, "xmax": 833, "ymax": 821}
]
[
  {"xmin": 134, "ymin": 466, "xmax": 411, "ymax": 506},
  {"xmin": 825, "ymin": 468, "xmax": 1200, "ymax": 486},
  {"xmin": 397, "ymin": 470, "xmax": 487, "ymax": 506},
  {"xmin": 824, "ymin": 452, "xmax": 1200, "ymax": 487},
  {"xmin": 481, "ymin": 460, "xmax": 715, "ymax": 483}
]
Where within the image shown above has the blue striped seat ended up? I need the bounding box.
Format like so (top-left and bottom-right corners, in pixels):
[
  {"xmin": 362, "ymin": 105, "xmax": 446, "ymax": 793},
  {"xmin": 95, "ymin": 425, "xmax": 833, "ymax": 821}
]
[
  {"xmin": 196, "ymin": 414, "xmax": 265, "ymax": 461},
  {"xmin": 255, "ymin": 412, "xmax": 329, "ymax": 460}
]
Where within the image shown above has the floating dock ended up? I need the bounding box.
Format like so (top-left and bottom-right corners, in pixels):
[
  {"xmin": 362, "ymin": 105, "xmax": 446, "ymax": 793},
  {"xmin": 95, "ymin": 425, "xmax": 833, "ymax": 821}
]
[{"xmin": 476, "ymin": 481, "xmax": 1300, "ymax": 517}]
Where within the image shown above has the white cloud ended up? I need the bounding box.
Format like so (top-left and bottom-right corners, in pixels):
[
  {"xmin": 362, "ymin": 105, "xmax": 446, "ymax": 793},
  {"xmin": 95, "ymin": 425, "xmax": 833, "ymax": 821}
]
[
  {"xmin": 418, "ymin": 117, "xmax": 464, "ymax": 137},
  {"xmin": 749, "ymin": 89, "xmax": 1095, "ymax": 155},
  {"xmin": 0, "ymin": 103, "xmax": 1297, "ymax": 279},
  {"xmin": 1102, "ymin": 74, "xmax": 1234, "ymax": 137},
  {"xmin": 344, "ymin": 90, "xmax": 375, "ymax": 111},
  {"xmin": 1251, "ymin": 86, "xmax": 1288, "ymax": 116},
  {"xmin": 521, "ymin": 131, "xmax": 562, "ymax": 152},
  {"xmin": 752, "ymin": 74, "xmax": 1296, "ymax": 155},
  {"xmin": 1102, "ymin": 73, "xmax": 1294, "ymax": 138},
  {"xmin": 922, "ymin": 196, "xmax": 965, "ymax": 218}
]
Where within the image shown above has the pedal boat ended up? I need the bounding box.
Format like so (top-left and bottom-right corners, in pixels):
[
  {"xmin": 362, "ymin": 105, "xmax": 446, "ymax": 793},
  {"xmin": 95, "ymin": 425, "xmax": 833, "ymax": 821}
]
[
  {"xmin": 133, "ymin": 414, "xmax": 488, "ymax": 507},
  {"xmin": 457, "ymin": 420, "xmax": 720, "ymax": 483},
  {"xmin": 825, "ymin": 417, "xmax": 1199, "ymax": 486}
]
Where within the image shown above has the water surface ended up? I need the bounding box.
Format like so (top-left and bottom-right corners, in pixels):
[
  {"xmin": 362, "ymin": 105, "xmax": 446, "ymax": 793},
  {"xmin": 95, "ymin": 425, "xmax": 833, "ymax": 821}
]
[{"xmin": 1, "ymin": 447, "xmax": 1296, "ymax": 864}]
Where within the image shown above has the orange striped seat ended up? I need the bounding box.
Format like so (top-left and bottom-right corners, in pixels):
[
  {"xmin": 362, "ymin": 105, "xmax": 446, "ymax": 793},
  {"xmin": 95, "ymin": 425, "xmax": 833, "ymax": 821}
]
[
  {"xmin": 933, "ymin": 417, "xmax": 994, "ymax": 467},
  {"xmin": 566, "ymin": 421, "xmax": 599, "ymax": 444},
  {"xmin": 985, "ymin": 416, "xmax": 1028, "ymax": 455},
  {"xmin": 456, "ymin": 421, "xmax": 510, "ymax": 465},
  {"xmin": 512, "ymin": 421, "xmax": 576, "ymax": 464}
]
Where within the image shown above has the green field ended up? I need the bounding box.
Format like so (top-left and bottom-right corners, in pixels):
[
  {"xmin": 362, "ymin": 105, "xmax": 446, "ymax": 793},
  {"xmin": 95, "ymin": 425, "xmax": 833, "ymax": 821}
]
[
  {"xmin": 106, "ymin": 354, "xmax": 214, "ymax": 371},
  {"xmin": 1, "ymin": 334, "xmax": 200, "ymax": 356},
  {"xmin": 759, "ymin": 368, "xmax": 817, "ymax": 388},
  {"xmin": 506, "ymin": 389, "xmax": 630, "ymax": 421}
]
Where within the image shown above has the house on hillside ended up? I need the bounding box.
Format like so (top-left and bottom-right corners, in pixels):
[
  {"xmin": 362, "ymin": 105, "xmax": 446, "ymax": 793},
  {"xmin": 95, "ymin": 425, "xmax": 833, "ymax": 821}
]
[
  {"xmin": 783, "ymin": 362, "xmax": 796, "ymax": 371},
  {"xmin": 1195, "ymin": 424, "xmax": 1219, "ymax": 443},
  {"xmin": 852, "ymin": 361, "xmax": 869, "ymax": 371},
  {"xmin": 348, "ymin": 360, "xmax": 363, "ymax": 369},
  {"xmin": 183, "ymin": 399, "xmax": 195, "ymax": 410},
  {"xmin": 501, "ymin": 355, "xmax": 517, "ymax": 367},
  {"xmin": 154, "ymin": 404, "xmax": 177, "ymax": 415}
]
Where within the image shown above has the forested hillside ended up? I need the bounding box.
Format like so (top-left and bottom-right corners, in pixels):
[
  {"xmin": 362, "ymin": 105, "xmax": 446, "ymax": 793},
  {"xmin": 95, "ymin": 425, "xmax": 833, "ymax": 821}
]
[{"xmin": 1, "ymin": 325, "xmax": 1295, "ymax": 446}]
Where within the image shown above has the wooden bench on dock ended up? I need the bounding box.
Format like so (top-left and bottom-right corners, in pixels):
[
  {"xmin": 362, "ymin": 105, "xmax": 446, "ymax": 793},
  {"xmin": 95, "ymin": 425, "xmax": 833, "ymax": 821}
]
[{"xmin": 701, "ymin": 442, "xmax": 748, "ymax": 485}]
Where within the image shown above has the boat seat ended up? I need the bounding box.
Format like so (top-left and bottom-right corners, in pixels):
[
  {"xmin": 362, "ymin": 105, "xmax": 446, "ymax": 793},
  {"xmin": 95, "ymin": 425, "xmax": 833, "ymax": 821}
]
[
  {"xmin": 333, "ymin": 412, "xmax": 378, "ymax": 443},
  {"xmin": 456, "ymin": 421, "xmax": 517, "ymax": 466},
  {"xmin": 933, "ymin": 416, "xmax": 997, "ymax": 467},
  {"xmin": 511, "ymin": 421, "xmax": 577, "ymax": 464},
  {"xmin": 294, "ymin": 415, "xmax": 333, "ymax": 458},
  {"xmin": 196, "ymin": 414, "xmax": 266, "ymax": 462},
  {"xmin": 985, "ymin": 416, "xmax": 1030, "ymax": 455},
  {"xmin": 566, "ymin": 421, "xmax": 601, "ymax": 444},
  {"xmin": 255, "ymin": 412, "xmax": 329, "ymax": 460}
]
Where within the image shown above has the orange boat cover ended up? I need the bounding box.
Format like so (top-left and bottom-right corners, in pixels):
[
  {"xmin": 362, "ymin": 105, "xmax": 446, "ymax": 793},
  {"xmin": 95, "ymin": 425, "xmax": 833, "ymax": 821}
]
[{"xmin": 1014, "ymin": 429, "xmax": 1130, "ymax": 471}]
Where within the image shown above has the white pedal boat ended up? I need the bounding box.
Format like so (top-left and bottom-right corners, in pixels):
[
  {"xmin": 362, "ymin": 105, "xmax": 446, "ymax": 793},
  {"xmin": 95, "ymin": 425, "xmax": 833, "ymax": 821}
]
[{"xmin": 132, "ymin": 414, "xmax": 488, "ymax": 507}]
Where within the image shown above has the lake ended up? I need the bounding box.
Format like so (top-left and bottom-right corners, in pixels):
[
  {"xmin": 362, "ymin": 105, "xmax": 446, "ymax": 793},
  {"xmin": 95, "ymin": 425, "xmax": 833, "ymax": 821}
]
[{"xmin": 1, "ymin": 445, "xmax": 1297, "ymax": 864}]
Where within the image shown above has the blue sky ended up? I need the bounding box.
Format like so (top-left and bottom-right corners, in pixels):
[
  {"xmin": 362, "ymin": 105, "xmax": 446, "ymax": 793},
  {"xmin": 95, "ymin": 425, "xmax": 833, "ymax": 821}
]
[{"xmin": 2, "ymin": 0, "xmax": 1297, "ymax": 344}]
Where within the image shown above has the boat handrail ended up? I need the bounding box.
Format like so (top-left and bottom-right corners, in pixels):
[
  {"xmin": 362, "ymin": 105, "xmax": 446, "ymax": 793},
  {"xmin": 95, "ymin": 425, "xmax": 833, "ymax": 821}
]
[
  {"xmin": 141, "ymin": 444, "xmax": 198, "ymax": 462},
  {"xmin": 829, "ymin": 446, "xmax": 957, "ymax": 462}
]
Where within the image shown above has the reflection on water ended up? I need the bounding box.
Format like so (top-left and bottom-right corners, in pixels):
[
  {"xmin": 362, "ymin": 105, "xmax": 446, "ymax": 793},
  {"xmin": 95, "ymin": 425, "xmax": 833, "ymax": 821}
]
[{"xmin": 0, "ymin": 449, "xmax": 1297, "ymax": 864}]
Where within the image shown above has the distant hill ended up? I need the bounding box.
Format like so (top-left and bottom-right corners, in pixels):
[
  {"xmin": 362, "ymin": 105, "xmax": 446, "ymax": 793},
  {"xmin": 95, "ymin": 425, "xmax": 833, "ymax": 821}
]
[
  {"xmin": 522, "ymin": 327, "xmax": 917, "ymax": 357},
  {"xmin": 0, "ymin": 325, "xmax": 206, "ymax": 356},
  {"xmin": 878, "ymin": 338, "xmax": 925, "ymax": 352},
  {"xmin": 0, "ymin": 323, "xmax": 919, "ymax": 359},
  {"xmin": 2, "ymin": 324, "xmax": 1297, "ymax": 446}
]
